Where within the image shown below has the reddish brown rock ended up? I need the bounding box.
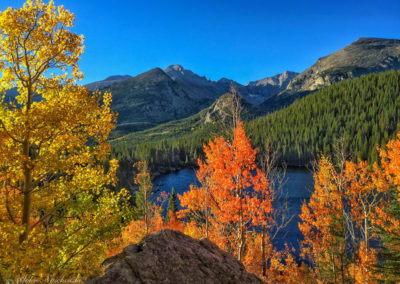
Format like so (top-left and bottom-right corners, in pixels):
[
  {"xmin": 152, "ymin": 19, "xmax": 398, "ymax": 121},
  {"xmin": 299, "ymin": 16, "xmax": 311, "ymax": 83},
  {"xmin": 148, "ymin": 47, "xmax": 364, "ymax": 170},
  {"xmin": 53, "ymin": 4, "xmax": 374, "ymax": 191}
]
[{"xmin": 86, "ymin": 229, "xmax": 263, "ymax": 284}]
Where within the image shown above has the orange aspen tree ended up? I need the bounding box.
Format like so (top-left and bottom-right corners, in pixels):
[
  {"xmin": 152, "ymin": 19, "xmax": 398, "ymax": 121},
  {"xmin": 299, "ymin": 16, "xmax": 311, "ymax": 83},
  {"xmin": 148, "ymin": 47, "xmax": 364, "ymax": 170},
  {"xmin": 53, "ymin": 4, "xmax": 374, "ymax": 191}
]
[
  {"xmin": 178, "ymin": 160, "xmax": 215, "ymax": 239},
  {"xmin": 344, "ymin": 160, "xmax": 380, "ymax": 282},
  {"xmin": 244, "ymin": 232, "xmax": 305, "ymax": 283},
  {"xmin": 179, "ymin": 122, "xmax": 272, "ymax": 261}
]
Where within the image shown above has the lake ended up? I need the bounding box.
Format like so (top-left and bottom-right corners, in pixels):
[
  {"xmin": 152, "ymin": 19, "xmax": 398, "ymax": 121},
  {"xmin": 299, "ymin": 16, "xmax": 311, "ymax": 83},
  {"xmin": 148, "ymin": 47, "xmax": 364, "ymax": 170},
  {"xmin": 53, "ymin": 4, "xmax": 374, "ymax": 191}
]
[{"xmin": 153, "ymin": 167, "xmax": 314, "ymax": 252}]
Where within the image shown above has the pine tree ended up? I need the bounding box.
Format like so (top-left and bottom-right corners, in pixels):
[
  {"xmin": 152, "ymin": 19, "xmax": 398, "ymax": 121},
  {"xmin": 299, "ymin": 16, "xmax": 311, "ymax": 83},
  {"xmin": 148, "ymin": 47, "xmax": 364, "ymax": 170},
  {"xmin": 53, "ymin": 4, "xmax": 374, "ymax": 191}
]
[
  {"xmin": 374, "ymin": 191, "xmax": 400, "ymax": 282},
  {"xmin": 166, "ymin": 187, "xmax": 179, "ymax": 221}
]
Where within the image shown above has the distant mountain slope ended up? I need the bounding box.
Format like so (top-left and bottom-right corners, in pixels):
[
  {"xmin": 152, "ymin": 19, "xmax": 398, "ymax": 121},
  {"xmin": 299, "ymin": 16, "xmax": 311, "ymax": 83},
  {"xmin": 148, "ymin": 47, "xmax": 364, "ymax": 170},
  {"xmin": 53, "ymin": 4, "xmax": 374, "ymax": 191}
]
[
  {"xmin": 85, "ymin": 75, "xmax": 132, "ymax": 91},
  {"xmin": 248, "ymin": 70, "xmax": 400, "ymax": 166},
  {"xmin": 107, "ymin": 68, "xmax": 208, "ymax": 129},
  {"xmin": 283, "ymin": 38, "xmax": 400, "ymax": 95}
]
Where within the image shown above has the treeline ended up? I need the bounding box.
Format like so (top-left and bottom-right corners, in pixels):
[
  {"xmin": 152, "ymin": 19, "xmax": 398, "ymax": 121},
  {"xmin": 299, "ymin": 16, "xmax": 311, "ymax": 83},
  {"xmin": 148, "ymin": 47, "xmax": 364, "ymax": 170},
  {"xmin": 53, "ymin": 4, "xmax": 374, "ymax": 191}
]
[
  {"xmin": 247, "ymin": 70, "xmax": 400, "ymax": 165},
  {"xmin": 111, "ymin": 122, "xmax": 218, "ymax": 189}
]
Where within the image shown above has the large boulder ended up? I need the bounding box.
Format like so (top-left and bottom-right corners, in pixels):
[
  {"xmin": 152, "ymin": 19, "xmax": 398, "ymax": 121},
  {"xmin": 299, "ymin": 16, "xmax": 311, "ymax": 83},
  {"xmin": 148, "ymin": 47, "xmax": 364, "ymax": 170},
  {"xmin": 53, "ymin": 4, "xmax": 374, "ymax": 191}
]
[{"xmin": 86, "ymin": 229, "xmax": 263, "ymax": 284}]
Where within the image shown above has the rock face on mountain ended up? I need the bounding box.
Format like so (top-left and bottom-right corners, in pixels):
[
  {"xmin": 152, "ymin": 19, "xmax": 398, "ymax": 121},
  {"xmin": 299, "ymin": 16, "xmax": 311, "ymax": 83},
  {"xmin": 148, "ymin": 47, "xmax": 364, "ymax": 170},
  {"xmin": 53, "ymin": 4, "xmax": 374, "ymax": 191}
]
[
  {"xmin": 164, "ymin": 64, "xmax": 222, "ymax": 100},
  {"xmin": 247, "ymin": 71, "xmax": 299, "ymax": 103},
  {"xmin": 85, "ymin": 75, "xmax": 132, "ymax": 91},
  {"xmin": 202, "ymin": 93, "xmax": 259, "ymax": 124},
  {"xmin": 285, "ymin": 38, "xmax": 400, "ymax": 94},
  {"xmin": 86, "ymin": 229, "xmax": 262, "ymax": 284}
]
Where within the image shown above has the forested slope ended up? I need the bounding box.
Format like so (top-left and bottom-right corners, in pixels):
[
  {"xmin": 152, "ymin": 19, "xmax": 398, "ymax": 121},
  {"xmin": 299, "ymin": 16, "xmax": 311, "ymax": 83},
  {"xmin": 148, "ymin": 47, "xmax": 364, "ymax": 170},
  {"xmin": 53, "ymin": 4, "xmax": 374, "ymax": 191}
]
[{"xmin": 248, "ymin": 70, "xmax": 400, "ymax": 165}]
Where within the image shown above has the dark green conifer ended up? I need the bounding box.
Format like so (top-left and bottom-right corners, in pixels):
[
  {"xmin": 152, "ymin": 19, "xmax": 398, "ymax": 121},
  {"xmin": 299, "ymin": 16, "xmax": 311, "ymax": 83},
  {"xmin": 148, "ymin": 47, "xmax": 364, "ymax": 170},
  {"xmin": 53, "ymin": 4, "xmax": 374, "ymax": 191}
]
[{"xmin": 166, "ymin": 187, "xmax": 179, "ymax": 221}]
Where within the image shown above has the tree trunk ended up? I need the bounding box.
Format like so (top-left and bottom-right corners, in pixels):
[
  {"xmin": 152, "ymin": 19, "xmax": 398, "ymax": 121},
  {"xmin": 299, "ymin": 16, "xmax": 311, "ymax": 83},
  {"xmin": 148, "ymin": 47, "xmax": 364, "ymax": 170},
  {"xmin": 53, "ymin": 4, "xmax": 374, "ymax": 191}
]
[
  {"xmin": 261, "ymin": 224, "xmax": 266, "ymax": 276},
  {"xmin": 145, "ymin": 189, "xmax": 149, "ymax": 235},
  {"xmin": 19, "ymin": 144, "xmax": 32, "ymax": 243},
  {"xmin": 205, "ymin": 186, "xmax": 208, "ymax": 239},
  {"xmin": 238, "ymin": 219, "xmax": 244, "ymax": 261},
  {"xmin": 0, "ymin": 272, "xmax": 5, "ymax": 284},
  {"xmin": 237, "ymin": 193, "xmax": 245, "ymax": 261},
  {"xmin": 19, "ymin": 85, "xmax": 33, "ymax": 244},
  {"xmin": 364, "ymin": 212, "xmax": 369, "ymax": 250}
]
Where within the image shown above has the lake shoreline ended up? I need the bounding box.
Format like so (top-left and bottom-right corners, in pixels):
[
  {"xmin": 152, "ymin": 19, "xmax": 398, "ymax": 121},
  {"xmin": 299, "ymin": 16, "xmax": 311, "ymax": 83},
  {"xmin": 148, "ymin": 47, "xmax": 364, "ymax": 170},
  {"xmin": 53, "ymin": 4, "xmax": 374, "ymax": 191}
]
[{"xmin": 151, "ymin": 164, "xmax": 313, "ymax": 180}]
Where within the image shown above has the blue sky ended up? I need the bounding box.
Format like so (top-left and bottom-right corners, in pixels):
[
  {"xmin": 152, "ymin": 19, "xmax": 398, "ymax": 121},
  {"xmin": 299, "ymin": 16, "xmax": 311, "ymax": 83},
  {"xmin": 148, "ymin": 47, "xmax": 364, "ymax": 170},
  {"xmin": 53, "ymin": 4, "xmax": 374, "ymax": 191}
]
[{"xmin": 1, "ymin": 0, "xmax": 399, "ymax": 84}]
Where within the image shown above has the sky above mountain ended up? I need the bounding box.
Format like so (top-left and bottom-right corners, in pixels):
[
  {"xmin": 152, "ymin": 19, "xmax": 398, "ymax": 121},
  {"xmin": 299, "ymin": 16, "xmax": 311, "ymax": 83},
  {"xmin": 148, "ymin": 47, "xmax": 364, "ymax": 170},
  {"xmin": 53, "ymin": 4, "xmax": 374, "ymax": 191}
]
[{"xmin": 1, "ymin": 0, "xmax": 399, "ymax": 85}]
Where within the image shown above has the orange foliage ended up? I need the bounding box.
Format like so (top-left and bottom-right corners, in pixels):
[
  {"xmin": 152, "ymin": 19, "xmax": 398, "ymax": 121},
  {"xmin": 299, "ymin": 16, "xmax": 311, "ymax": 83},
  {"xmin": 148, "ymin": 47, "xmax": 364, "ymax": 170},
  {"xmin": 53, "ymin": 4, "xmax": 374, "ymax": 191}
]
[
  {"xmin": 163, "ymin": 211, "xmax": 185, "ymax": 232},
  {"xmin": 380, "ymin": 132, "xmax": 400, "ymax": 196},
  {"xmin": 108, "ymin": 207, "xmax": 165, "ymax": 257},
  {"xmin": 350, "ymin": 242, "xmax": 378, "ymax": 284},
  {"xmin": 299, "ymin": 156, "xmax": 381, "ymax": 282},
  {"xmin": 179, "ymin": 122, "xmax": 272, "ymax": 261},
  {"xmin": 244, "ymin": 233, "xmax": 304, "ymax": 283},
  {"xmin": 299, "ymin": 156, "xmax": 346, "ymax": 278}
]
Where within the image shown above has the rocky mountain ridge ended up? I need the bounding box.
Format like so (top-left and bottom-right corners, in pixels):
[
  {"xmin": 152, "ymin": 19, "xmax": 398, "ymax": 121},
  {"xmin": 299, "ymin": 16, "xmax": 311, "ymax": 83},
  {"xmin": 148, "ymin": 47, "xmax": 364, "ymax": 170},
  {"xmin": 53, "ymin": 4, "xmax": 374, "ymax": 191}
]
[
  {"xmin": 247, "ymin": 70, "xmax": 299, "ymax": 103},
  {"xmin": 284, "ymin": 37, "xmax": 400, "ymax": 94}
]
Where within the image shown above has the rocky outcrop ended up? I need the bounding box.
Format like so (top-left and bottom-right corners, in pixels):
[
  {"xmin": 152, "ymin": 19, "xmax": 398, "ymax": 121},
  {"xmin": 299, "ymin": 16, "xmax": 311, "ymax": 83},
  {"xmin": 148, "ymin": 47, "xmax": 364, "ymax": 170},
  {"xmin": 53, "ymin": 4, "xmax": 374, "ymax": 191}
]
[
  {"xmin": 247, "ymin": 71, "xmax": 299, "ymax": 102},
  {"xmin": 86, "ymin": 229, "xmax": 263, "ymax": 284},
  {"xmin": 284, "ymin": 38, "xmax": 400, "ymax": 94}
]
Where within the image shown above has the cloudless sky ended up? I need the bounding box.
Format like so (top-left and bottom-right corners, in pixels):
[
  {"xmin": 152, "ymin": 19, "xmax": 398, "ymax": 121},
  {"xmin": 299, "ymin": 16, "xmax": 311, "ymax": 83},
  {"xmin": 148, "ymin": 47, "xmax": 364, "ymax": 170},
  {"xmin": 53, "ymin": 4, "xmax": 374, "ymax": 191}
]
[{"xmin": 1, "ymin": 0, "xmax": 400, "ymax": 84}]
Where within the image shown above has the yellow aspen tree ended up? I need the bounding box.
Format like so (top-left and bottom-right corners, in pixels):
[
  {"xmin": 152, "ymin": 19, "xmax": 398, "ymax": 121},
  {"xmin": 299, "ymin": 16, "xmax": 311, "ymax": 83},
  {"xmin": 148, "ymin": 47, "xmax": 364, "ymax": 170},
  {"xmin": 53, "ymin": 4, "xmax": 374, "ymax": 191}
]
[
  {"xmin": 0, "ymin": 0, "xmax": 130, "ymax": 279},
  {"xmin": 299, "ymin": 156, "xmax": 350, "ymax": 283}
]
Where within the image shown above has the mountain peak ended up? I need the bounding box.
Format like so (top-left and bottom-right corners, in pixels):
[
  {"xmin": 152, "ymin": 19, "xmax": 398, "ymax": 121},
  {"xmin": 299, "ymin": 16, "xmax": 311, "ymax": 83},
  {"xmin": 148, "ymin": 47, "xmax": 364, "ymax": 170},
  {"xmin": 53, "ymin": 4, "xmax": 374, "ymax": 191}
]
[
  {"xmin": 353, "ymin": 37, "xmax": 400, "ymax": 44},
  {"xmin": 244, "ymin": 71, "xmax": 299, "ymax": 103},
  {"xmin": 247, "ymin": 71, "xmax": 299, "ymax": 88},
  {"xmin": 165, "ymin": 64, "xmax": 185, "ymax": 72},
  {"xmin": 135, "ymin": 67, "xmax": 169, "ymax": 81},
  {"xmin": 164, "ymin": 64, "xmax": 197, "ymax": 78},
  {"xmin": 217, "ymin": 77, "xmax": 234, "ymax": 83}
]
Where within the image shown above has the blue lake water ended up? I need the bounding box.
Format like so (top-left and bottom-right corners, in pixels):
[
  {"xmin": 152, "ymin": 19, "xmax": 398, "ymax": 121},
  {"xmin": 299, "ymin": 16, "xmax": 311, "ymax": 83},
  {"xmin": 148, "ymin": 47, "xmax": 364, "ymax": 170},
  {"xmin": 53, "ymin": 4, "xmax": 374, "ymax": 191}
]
[{"xmin": 153, "ymin": 167, "xmax": 314, "ymax": 252}]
